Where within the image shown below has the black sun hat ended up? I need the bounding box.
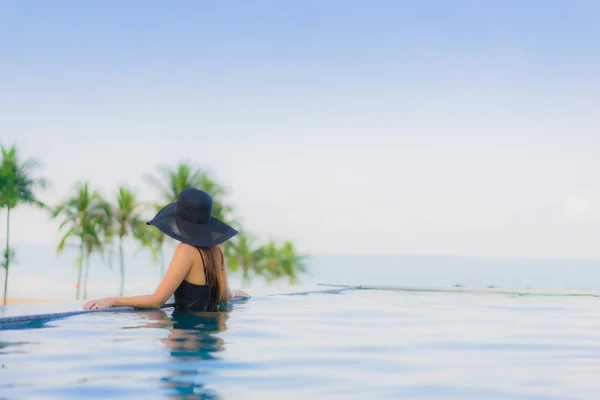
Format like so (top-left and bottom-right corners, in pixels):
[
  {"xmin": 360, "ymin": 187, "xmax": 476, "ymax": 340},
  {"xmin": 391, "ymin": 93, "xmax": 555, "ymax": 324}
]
[{"xmin": 147, "ymin": 188, "xmax": 238, "ymax": 247}]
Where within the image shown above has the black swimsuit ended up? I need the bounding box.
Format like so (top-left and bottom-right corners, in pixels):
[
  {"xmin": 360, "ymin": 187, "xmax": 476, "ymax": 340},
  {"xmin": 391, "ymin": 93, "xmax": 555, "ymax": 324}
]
[{"xmin": 173, "ymin": 247, "xmax": 214, "ymax": 312}]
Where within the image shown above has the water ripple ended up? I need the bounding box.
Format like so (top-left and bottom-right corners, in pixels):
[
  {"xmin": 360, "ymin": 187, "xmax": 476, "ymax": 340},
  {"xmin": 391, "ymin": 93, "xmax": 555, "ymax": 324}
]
[{"xmin": 2, "ymin": 290, "xmax": 600, "ymax": 399}]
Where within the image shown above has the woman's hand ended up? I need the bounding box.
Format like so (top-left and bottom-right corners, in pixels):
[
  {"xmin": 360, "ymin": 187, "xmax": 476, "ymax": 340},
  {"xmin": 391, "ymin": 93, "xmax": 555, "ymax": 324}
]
[
  {"xmin": 84, "ymin": 297, "xmax": 116, "ymax": 310},
  {"xmin": 233, "ymin": 290, "xmax": 250, "ymax": 298}
]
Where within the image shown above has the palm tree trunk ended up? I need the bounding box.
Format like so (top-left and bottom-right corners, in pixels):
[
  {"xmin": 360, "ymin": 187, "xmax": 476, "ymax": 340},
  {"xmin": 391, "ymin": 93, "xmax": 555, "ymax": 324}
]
[
  {"xmin": 119, "ymin": 237, "xmax": 124, "ymax": 296},
  {"xmin": 242, "ymin": 263, "xmax": 250, "ymax": 285},
  {"xmin": 2, "ymin": 206, "xmax": 11, "ymax": 306},
  {"xmin": 76, "ymin": 241, "xmax": 83, "ymax": 300},
  {"xmin": 83, "ymin": 253, "xmax": 90, "ymax": 300}
]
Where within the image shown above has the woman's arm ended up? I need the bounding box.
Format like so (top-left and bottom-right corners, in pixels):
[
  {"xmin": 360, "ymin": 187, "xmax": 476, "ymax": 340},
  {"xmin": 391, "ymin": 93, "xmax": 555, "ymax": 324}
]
[{"xmin": 84, "ymin": 243, "xmax": 194, "ymax": 309}]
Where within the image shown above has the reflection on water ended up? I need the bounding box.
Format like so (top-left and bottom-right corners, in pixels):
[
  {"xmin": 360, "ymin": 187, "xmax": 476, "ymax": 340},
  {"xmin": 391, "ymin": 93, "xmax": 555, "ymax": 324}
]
[
  {"xmin": 133, "ymin": 309, "xmax": 229, "ymax": 399},
  {"xmin": 4, "ymin": 290, "xmax": 600, "ymax": 399}
]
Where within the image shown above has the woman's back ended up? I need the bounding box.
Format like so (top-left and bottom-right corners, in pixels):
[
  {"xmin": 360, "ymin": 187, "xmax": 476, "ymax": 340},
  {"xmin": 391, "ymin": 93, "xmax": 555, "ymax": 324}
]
[
  {"xmin": 174, "ymin": 244, "xmax": 227, "ymax": 312},
  {"xmin": 182, "ymin": 245, "xmax": 209, "ymax": 285}
]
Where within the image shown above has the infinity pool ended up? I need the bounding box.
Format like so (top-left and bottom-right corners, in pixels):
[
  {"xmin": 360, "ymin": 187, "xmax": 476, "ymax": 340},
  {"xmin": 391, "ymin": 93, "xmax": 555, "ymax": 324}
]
[{"xmin": 2, "ymin": 289, "xmax": 600, "ymax": 399}]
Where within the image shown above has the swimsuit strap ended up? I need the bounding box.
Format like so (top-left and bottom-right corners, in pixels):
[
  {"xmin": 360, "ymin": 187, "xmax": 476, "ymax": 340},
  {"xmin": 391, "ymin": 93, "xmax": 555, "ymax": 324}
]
[{"xmin": 197, "ymin": 247, "xmax": 206, "ymax": 273}]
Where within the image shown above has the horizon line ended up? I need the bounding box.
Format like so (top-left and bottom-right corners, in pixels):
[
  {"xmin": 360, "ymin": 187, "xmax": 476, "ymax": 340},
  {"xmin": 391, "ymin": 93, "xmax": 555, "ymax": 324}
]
[{"xmin": 9, "ymin": 240, "xmax": 600, "ymax": 263}]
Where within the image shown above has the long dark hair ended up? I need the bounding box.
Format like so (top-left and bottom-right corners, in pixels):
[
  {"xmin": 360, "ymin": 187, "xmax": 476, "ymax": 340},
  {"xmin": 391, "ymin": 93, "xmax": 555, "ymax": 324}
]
[{"xmin": 198, "ymin": 245, "xmax": 227, "ymax": 311}]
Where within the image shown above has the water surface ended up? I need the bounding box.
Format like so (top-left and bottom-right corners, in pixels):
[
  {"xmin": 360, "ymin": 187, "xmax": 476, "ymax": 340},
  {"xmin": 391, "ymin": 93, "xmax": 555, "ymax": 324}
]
[{"xmin": 2, "ymin": 289, "xmax": 600, "ymax": 399}]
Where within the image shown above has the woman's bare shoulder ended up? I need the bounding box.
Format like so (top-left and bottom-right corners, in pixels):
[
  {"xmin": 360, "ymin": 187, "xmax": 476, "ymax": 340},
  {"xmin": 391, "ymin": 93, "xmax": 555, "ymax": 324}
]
[
  {"xmin": 176, "ymin": 242, "xmax": 198, "ymax": 252},
  {"xmin": 172, "ymin": 243, "xmax": 200, "ymax": 260}
]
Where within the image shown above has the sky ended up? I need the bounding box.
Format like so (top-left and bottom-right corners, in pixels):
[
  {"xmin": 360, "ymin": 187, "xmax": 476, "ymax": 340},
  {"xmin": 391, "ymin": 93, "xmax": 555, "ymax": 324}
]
[{"xmin": 1, "ymin": 0, "xmax": 599, "ymax": 259}]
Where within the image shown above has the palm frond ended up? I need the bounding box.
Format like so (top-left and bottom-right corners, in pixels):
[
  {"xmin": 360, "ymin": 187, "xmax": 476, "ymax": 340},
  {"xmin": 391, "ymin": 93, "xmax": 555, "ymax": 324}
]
[{"xmin": 57, "ymin": 227, "xmax": 77, "ymax": 253}]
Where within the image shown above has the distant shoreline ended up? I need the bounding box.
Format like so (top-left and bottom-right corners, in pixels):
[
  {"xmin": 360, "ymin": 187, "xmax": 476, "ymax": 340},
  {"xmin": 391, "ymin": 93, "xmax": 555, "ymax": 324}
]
[{"xmin": 4, "ymin": 297, "xmax": 61, "ymax": 305}]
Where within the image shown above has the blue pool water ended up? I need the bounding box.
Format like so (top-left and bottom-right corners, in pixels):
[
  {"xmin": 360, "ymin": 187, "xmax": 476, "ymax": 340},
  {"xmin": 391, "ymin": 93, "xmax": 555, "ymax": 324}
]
[{"xmin": 2, "ymin": 289, "xmax": 600, "ymax": 399}]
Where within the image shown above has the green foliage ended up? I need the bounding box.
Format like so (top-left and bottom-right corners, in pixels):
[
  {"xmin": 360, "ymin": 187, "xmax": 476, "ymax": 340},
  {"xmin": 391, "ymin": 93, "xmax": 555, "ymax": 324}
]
[
  {"xmin": 112, "ymin": 186, "xmax": 143, "ymax": 296},
  {"xmin": 224, "ymin": 231, "xmax": 263, "ymax": 283},
  {"xmin": 274, "ymin": 240, "xmax": 308, "ymax": 285},
  {"xmin": 0, "ymin": 144, "xmax": 48, "ymax": 209},
  {"xmin": 133, "ymin": 203, "xmax": 167, "ymax": 277},
  {"xmin": 0, "ymin": 146, "xmax": 308, "ymax": 302},
  {"xmin": 224, "ymin": 232, "xmax": 308, "ymax": 285},
  {"xmin": 114, "ymin": 186, "xmax": 142, "ymax": 238},
  {"xmin": 145, "ymin": 162, "xmax": 233, "ymax": 222},
  {"xmin": 53, "ymin": 182, "xmax": 112, "ymax": 300},
  {"xmin": 0, "ymin": 248, "xmax": 16, "ymax": 270},
  {"xmin": 254, "ymin": 239, "xmax": 308, "ymax": 285},
  {"xmin": 0, "ymin": 144, "xmax": 48, "ymax": 305}
]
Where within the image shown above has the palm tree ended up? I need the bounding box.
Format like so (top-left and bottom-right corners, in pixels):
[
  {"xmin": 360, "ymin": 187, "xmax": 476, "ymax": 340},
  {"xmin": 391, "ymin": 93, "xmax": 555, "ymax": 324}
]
[
  {"xmin": 223, "ymin": 231, "xmax": 263, "ymax": 284},
  {"xmin": 144, "ymin": 163, "xmax": 232, "ymax": 222},
  {"xmin": 279, "ymin": 240, "xmax": 308, "ymax": 285},
  {"xmin": 258, "ymin": 239, "xmax": 282, "ymax": 282},
  {"xmin": 133, "ymin": 204, "xmax": 167, "ymax": 278},
  {"xmin": 0, "ymin": 144, "xmax": 48, "ymax": 305},
  {"xmin": 81, "ymin": 213, "xmax": 111, "ymax": 300},
  {"xmin": 53, "ymin": 182, "xmax": 111, "ymax": 300},
  {"xmin": 113, "ymin": 186, "xmax": 143, "ymax": 296},
  {"xmin": 256, "ymin": 239, "xmax": 308, "ymax": 285}
]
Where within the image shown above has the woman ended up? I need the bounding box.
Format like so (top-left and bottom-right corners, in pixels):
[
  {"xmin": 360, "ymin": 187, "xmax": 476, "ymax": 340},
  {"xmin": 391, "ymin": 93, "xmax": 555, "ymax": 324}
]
[{"xmin": 84, "ymin": 188, "xmax": 249, "ymax": 311}]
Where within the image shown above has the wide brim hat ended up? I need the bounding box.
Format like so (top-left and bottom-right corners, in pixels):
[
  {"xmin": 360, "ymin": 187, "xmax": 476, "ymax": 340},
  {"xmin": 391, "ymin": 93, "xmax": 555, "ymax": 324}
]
[{"xmin": 147, "ymin": 188, "xmax": 238, "ymax": 247}]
